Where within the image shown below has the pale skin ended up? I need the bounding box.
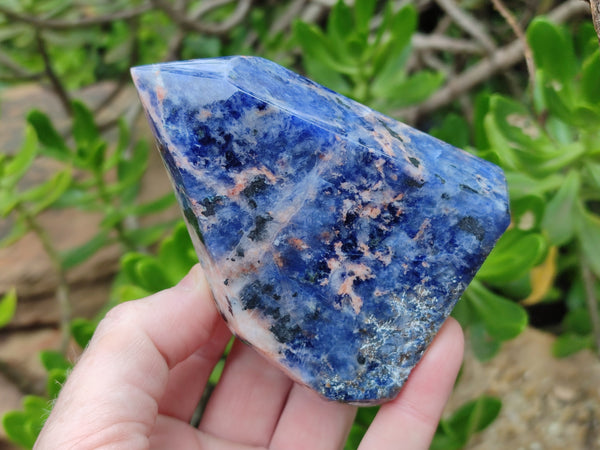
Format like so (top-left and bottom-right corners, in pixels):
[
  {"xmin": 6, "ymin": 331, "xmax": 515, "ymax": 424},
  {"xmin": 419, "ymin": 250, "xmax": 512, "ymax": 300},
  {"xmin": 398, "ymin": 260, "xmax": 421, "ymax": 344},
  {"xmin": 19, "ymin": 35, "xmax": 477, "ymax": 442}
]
[{"xmin": 35, "ymin": 264, "xmax": 464, "ymax": 449}]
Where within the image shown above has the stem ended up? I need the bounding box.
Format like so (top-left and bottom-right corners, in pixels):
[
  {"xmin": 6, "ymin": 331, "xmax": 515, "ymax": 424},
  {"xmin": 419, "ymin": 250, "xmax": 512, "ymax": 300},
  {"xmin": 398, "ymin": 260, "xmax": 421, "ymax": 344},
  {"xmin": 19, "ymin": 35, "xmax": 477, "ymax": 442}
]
[
  {"xmin": 0, "ymin": 4, "xmax": 152, "ymax": 30},
  {"xmin": 581, "ymin": 259, "xmax": 600, "ymax": 357},
  {"xmin": 35, "ymin": 31, "xmax": 72, "ymax": 117},
  {"xmin": 93, "ymin": 170, "xmax": 138, "ymax": 251},
  {"xmin": 17, "ymin": 205, "xmax": 71, "ymax": 354},
  {"xmin": 491, "ymin": 0, "xmax": 536, "ymax": 93}
]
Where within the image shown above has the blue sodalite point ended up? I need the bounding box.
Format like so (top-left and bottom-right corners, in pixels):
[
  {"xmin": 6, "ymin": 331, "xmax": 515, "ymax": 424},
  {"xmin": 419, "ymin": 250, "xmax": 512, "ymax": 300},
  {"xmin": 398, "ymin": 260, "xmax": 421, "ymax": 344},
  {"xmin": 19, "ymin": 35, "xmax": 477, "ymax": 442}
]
[{"xmin": 131, "ymin": 56, "xmax": 510, "ymax": 404}]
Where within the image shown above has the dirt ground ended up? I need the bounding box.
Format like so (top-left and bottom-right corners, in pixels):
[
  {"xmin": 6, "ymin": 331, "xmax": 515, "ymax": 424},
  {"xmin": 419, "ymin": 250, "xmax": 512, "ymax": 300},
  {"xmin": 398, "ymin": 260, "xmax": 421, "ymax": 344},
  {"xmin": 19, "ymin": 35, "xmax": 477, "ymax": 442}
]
[{"xmin": 1, "ymin": 84, "xmax": 599, "ymax": 449}]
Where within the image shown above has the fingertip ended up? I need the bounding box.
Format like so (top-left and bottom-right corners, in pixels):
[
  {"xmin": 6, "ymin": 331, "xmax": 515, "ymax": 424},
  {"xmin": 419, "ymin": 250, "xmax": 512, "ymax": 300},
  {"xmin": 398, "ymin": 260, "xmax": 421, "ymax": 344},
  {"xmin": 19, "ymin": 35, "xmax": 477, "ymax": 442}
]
[
  {"xmin": 358, "ymin": 317, "xmax": 465, "ymax": 450},
  {"xmin": 176, "ymin": 263, "xmax": 208, "ymax": 293}
]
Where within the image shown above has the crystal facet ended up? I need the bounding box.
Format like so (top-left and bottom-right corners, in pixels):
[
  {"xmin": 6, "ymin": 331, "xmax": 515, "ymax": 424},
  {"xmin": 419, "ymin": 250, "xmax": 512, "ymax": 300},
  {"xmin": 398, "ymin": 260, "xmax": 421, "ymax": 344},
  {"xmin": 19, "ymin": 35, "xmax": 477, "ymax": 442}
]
[{"xmin": 131, "ymin": 56, "xmax": 510, "ymax": 404}]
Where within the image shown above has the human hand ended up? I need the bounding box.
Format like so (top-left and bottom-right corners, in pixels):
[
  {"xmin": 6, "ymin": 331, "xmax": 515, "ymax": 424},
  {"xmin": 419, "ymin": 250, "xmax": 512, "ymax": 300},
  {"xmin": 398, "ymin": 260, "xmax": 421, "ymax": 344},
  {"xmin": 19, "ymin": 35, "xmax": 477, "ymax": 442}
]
[{"xmin": 35, "ymin": 264, "xmax": 464, "ymax": 449}]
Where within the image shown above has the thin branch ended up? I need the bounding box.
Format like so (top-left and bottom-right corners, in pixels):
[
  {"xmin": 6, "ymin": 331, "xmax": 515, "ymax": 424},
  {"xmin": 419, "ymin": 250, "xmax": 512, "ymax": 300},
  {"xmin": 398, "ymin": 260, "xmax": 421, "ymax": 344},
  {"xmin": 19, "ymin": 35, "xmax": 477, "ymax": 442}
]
[
  {"xmin": 396, "ymin": 0, "xmax": 590, "ymax": 120},
  {"xmin": 435, "ymin": 0, "xmax": 497, "ymax": 53},
  {"xmin": 152, "ymin": 0, "xmax": 252, "ymax": 36},
  {"xmin": 270, "ymin": 0, "xmax": 307, "ymax": 35},
  {"xmin": 0, "ymin": 4, "xmax": 151, "ymax": 30},
  {"xmin": 491, "ymin": 0, "xmax": 535, "ymax": 89},
  {"xmin": 35, "ymin": 31, "xmax": 72, "ymax": 116},
  {"xmin": 413, "ymin": 33, "xmax": 484, "ymax": 55},
  {"xmin": 17, "ymin": 205, "xmax": 72, "ymax": 355},
  {"xmin": 581, "ymin": 260, "xmax": 600, "ymax": 357},
  {"xmin": 188, "ymin": 0, "xmax": 239, "ymax": 19}
]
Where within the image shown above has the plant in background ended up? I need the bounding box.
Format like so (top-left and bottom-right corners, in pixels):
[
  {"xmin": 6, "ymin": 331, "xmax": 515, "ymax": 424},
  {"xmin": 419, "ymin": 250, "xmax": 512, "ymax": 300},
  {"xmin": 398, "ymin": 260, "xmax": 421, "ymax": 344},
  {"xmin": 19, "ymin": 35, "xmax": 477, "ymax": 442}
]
[
  {"xmin": 0, "ymin": 105, "xmax": 176, "ymax": 446},
  {"xmin": 294, "ymin": 0, "xmax": 444, "ymax": 110},
  {"xmin": 476, "ymin": 18, "xmax": 600, "ymax": 358},
  {"xmin": 0, "ymin": 101, "xmax": 176, "ymax": 348}
]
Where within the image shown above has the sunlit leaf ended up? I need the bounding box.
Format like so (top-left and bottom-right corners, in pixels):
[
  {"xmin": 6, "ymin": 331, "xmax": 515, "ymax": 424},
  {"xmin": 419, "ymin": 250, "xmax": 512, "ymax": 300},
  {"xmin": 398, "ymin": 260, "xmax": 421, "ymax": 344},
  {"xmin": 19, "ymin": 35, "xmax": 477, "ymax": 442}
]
[
  {"xmin": 477, "ymin": 229, "xmax": 547, "ymax": 285},
  {"xmin": 2, "ymin": 125, "xmax": 37, "ymax": 189},
  {"xmin": 528, "ymin": 18, "xmax": 577, "ymax": 84},
  {"xmin": 552, "ymin": 333, "xmax": 593, "ymax": 358},
  {"xmin": 60, "ymin": 231, "xmax": 112, "ymax": 269},
  {"xmin": 0, "ymin": 287, "xmax": 17, "ymax": 327},
  {"xmin": 466, "ymin": 281, "xmax": 528, "ymax": 341},
  {"xmin": 541, "ymin": 170, "xmax": 580, "ymax": 245},
  {"xmin": 27, "ymin": 110, "xmax": 70, "ymax": 161}
]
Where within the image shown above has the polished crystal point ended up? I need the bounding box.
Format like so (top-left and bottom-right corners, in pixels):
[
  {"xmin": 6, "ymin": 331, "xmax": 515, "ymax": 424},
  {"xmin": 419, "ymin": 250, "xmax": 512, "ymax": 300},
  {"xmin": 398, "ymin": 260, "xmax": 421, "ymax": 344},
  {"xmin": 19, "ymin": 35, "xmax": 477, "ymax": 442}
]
[{"xmin": 131, "ymin": 56, "xmax": 509, "ymax": 404}]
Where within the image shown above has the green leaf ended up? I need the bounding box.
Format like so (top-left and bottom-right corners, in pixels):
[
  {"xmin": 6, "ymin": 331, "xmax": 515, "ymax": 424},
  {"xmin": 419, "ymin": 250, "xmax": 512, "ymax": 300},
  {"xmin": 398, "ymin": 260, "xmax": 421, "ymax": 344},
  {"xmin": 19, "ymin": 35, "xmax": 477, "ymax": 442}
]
[
  {"xmin": 541, "ymin": 170, "xmax": 580, "ymax": 245},
  {"xmin": 3, "ymin": 125, "xmax": 38, "ymax": 189},
  {"xmin": 22, "ymin": 395, "xmax": 47, "ymax": 431},
  {"xmin": 477, "ymin": 229, "xmax": 547, "ymax": 284},
  {"xmin": 0, "ymin": 190, "xmax": 19, "ymax": 217},
  {"xmin": 129, "ymin": 191, "xmax": 175, "ymax": 217},
  {"xmin": 3, "ymin": 396, "xmax": 48, "ymax": 448},
  {"xmin": 354, "ymin": 406, "xmax": 379, "ymax": 427},
  {"xmin": 60, "ymin": 231, "xmax": 111, "ymax": 270},
  {"xmin": 382, "ymin": 71, "xmax": 444, "ymax": 108},
  {"xmin": 114, "ymin": 140, "xmax": 150, "ymax": 206},
  {"xmin": 430, "ymin": 428, "xmax": 463, "ymax": 450},
  {"xmin": 505, "ymin": 171, "xmax": 563, "ymax": 198},
  {"xmin": 429, "ymin": 113, "xmax": 470, "ymax": 149},
  {"xmin": 50, "ymin": 185, "xmax": 99, "ymax": 209},
  {"xmin": 0, "ymin": 217, "xmax": 27, "ymax": 247},
  {"xmin": 473, "ymin": 92, "xmax": 491, "ymax": 149},
  {"xmin": 158, "ymin": 222, "xmax": 196, "ymax": 282},
  {"xmin": 70, "ymin": 318, "xmax": 97, "ymax": 349},
  {"xmin": 466, "ymin": 281, "xmax": 528, "ymax": 341},
  {"xmin": 552, "ymin": 333, "xmax": 593, "ymax": 358},
  {"xmin": 294, "ymin": 21, "xmax": 359, "ymax": 76},
  {"xmin": 72, "ymin": 100, "xmax": 100, "ymax": 154},
  {"xmin": 527, "ymin": 18, "xmax": 577, "ymax": 84},
  {"xmin": 302, "ymin": 56, "xmax": 352, "ymax": 94},
  {"xmin": 46, "ymin": 368, "xmax": 68, "ymax": 399},
  {"xmin": 115, "ymin": 284, "xmax": 152, "ymax": 303},
  {"xmin": 582, "ymin": 50, "xmax": 600, "ymax": 104},
  {"xmin": 444, "ymin": 396, "xmax": 502, "ymax": 444},
  {"xmin": 27, "ymin": 110, "xmax": 70, "ymax": 161},
  {"xmin": 122, "ymin": 221, "xmax": 174, "ymax": 248},
  {"xmin": 578, "ymin": 210, "xmax": 600, "ymax": 278},
  {"xmin": 39, "ymin": 350, "xmax": 71, "ymax": 372},
  {"xmin": 345, "ymin": 423, "xmax": 368, "ymax": 449},
  {"xmin": 470, "ymin": 322, "xmax": 502, "ymax": 361},
  {"xmin": 117, "ymin": 140, "xmax": 149, "ymax": 187},
  {"xmin": 371, "ymin": 5, "xmax": 416, "ymax": 88},
  {"xmin": 121, "ymin": 252, "xmax": 150, "ymax": 286},
  {"xmin": 511, "ymin": 195, "xmax": 546, "ymax": 231},
  {"xmin": 103, "ymin": 119, "xmax": 131, "ymax": 171},
  {"xmin": 26, "ymin": 169, "xmax": 72, "ymax": 214},
  {"xmin": 0, "ymin": 287, "xmax": 17, "ymax": 327},
  {"xmin": 327, "ymin": 0, "xmax": 355, "ymax": 65},
  {"xmin": 135, "ymin": 258, "xmax": 174, "ymax": 292},
  {"xmin": 208, "ymin": 359, "xmax": 225, "ymax": 385},
  {"xmin": 354, "ymin": 0, "xmax": 376, "ymax": 32},
  {"xmin": 451, "ymin": 296, "xmax": 475, "ymax": 327},
  {"xmin": 585, "ymin": 162, "xmax": 600, "ymax": 190},
  {"xmin": 562, "ymin": 309, "xmax": 592, "ymax": 335},
  {"xmin": 489, "ymin": 96, "xmax": 543, "ymax": 149},
  {"xmin": 542, "ymin": 84, "xmax": 576, "ymax": 125},
  {"xmin": 2, "ymin": 411, "xmax": 37, "ymax": 448}
]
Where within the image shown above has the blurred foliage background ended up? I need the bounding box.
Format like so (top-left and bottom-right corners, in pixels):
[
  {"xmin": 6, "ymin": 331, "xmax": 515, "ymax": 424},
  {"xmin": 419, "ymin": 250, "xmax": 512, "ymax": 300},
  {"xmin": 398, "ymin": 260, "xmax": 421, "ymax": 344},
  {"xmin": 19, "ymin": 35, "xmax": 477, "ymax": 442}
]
[{"xmin": 0, "ymin": 0, "xmax": 599, "ymax": 448}]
